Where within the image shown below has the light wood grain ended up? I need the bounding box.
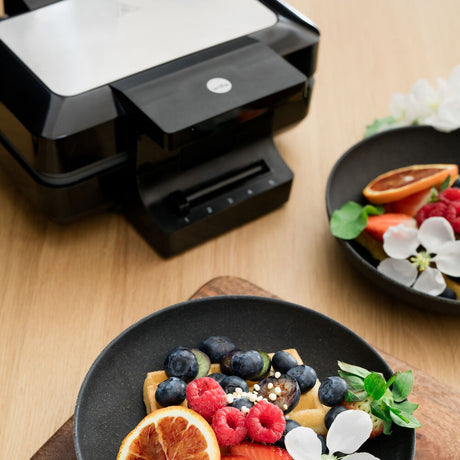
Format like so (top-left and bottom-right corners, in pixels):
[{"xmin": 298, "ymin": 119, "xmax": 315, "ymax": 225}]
[{"xmin": 1, "ymin": 2, "xmax": 460, "ymax": 459}]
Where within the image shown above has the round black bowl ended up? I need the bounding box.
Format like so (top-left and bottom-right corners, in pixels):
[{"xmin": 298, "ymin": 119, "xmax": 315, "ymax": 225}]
[
  {"xmin": 74, "ymin": 296, "xmax": 415, "ymax": 460},
  {"xmin": 326, "ymin": 126, "xmax": 460, "ymax": 315}
]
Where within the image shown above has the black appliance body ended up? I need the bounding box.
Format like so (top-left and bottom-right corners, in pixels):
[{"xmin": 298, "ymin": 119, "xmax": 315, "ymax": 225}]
[{"xmin": 0, "ymin": 0, "xmax": 319, "ymax": 256}]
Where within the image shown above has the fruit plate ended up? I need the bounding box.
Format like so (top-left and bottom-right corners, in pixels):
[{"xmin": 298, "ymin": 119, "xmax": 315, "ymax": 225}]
[
  {"xmin": 326, "ymin": 125, "xmax": 460, "ymax": 316},
  {"xmin": 73, "ymin": 295, "xmax": 415, "ymax": 460}
]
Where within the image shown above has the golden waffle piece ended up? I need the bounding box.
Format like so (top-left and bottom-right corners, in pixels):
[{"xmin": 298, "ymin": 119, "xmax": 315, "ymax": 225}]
[{"xmin": 143, "ymin": 348, "xmax": 329, "ymax": 435}]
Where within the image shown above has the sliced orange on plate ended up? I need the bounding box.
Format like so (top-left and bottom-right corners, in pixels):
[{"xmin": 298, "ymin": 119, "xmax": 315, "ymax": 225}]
[
  {"xmin": 117, "ymin": 405, "xmax": 220, "ymax": 460},
  {"xmin": 363, "ymin": 164, "xmax": 458, "ymax": 204}
]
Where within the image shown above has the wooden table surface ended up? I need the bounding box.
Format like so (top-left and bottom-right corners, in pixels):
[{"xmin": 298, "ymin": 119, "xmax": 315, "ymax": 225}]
[{"xmin": 1, "ymin": 1, "xmax": 460, "ymax": 459}]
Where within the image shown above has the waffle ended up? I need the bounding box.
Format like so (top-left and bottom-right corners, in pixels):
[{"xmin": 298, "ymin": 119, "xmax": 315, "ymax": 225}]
[{"xmin": 143, "ymin": 348, "xmax": 329, "ymax": 435}]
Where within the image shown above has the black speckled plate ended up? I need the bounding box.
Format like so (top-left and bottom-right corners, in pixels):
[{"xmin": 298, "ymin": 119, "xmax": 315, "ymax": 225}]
[
  {"xmin": 326, "ymin": 126, "xmax": 460, "ymax": 315},
  {"xmin": 74, "ymin": 296, "xmax": 415, "ymax": 460}
]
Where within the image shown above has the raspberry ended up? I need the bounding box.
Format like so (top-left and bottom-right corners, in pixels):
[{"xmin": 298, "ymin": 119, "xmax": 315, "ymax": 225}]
[
  {"xmin": 416, "ymin": 187, "xmax": 460, "ymax": 233},
  {"xmin": 211, "ymin": 406, "xmax": 248, "ymax": 446},
  {"xmin": 439, "ymin": 187, "xmax": 460, "ymax": 202},
  {"xmin": 246, "ymin": 400, "xmax": 286, "ymax": 443},
  {"xmin": 186, "ymin": 377, "xmax": 227, "ymax": 422}
]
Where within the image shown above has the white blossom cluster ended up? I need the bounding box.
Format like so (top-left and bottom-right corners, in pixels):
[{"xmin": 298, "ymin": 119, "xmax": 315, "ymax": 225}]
[{"xmin": 365, "ymin": 64, "xmax": 460, "ymax": 136}]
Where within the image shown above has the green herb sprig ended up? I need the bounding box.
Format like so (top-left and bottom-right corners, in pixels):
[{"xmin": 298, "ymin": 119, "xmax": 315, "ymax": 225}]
[
  {"xmin": 330, "ymin": 202, "xmax": 384, "ymax": 240},
  {"xmin": 338, "ymin": 361, "xmax": 422, "ymax": 435}
]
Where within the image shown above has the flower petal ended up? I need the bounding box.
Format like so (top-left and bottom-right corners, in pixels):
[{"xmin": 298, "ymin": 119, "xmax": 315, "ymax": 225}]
[
  {"xmin": 284, "ymin": 427, "xmax": 322, "ymax": 460},
  {"xmin": 344, "ymin": 453, "xmax": 381, "ymax": 460},
  {"xmin": 412, "ymin": 267, "xmax": 446, "ymax": 296},
  {"xmin": 410, "ymin": 78, "xmax": 439, "ymax": 120},
  {"xmin": 383, "ymin": 224, "xmax": 419, "ymax": 259},
  {"xmin": 377, "ymin": 258, "xmax": 418, "ymax": 287},
  {"xmin": 326, "ymin": 410, "xmax": 372, "ymax": 455},
  {"xmin": 418, "ymin": 217, "xmax": 455, "ymax": 253},
  {"xmin": 433, "ymin": 241, "xmax": 460, "ymax": 276}
]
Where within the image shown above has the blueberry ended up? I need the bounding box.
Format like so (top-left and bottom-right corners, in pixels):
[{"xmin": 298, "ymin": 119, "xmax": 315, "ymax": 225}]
[
  {"xmin": 155, "ymin": 377, "xmax": 187, "ymax": 406},
  {"xmin": 287, "ymin": 365, "xmax": 317, "ymax": 393},
  {"xmin": 452, "ymin": 177, "xmax": 460, "ymax": 188},
  {"xmin": 230, "ymin": 350, "xmax": 264, "ymax": 380},
  {"xmin": 251, "ymin": 350, "xmax": 271, "ymax": 380},
  {"xmin": 191, "ymin": 348, "xmax": 211, "ymax": 378},
  {"xmin": 272, "ymin": 351, "xmax": 298, "ymax": 373},
  {"xmin": 440, "ymin": 287, "xmax": 457, "ymax": 300},
  {"xmin": 164, "ymin": 346, "xmax": 199, "ymax": 382},
  {"xmin": 208, "ymin": 372, "xmax": 227, "ymax": 386},
  {"xmin": 275, "ymin": 419, "xmax": 301, "ymax": 447},
  {"xmin": 220, "ymin": 349, "xmax": 242, "ymax": 375},
  {"xmin": 221, "ymin": 375, "xmax": 249, "ymax": 394},
  {"xmin": 318, "ymin": 376, "xmax": 348, "ymax": 406},
  {"xmin": 257, "ymin": 375, "xmax": 301, "ymax": 414},
  {"xmin": 324, "ymin": 405, "xmax": 348, "ymax": 429},
  {"xmin": 230, "ymin": 396, "xmax": 254, "ymax": 411},
  {"xmin": 199, "ymin": 336, "xmax": 236, "ymax": 363}
]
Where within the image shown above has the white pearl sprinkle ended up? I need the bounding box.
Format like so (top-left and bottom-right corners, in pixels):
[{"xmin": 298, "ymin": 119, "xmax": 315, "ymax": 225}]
[
  {"xmin": 254, "ymin": 384, "xmax": 260, "ymax": 391},
  {"xmin": 249, "ymin": 394, "xmax": 257, "ymax": 402},
  {"xmin": 226, "ymin": 395, "xmax": 234, "ymax": 404},
  {"xmin": 269, "ymin": 393, "xmax": 277, "ymax": 401},
  {"xmin": 274, "ymin": 371, "xmax": 281, "ymax": 379},
  {"xmin": 274, "ymin": 387, "xmax": 282, "ymax": 395},
  {"xmin": 267, "ymin": 383, "xmax": 274, "ymax": 389},
  {"xmin": 283, "ymin": 404, "xmax": 288, "ymax": 410},
  {"xmin": 235, "ymin": 387, "xmax": 243, "ymax": 394}
]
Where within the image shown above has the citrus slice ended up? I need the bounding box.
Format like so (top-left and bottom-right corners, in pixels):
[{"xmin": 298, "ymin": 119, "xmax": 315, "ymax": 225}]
[
  {"xmin": 117, "ymin": 405, "xmax": 221, "ymax": 460},
  {"xmin": 363, "ymin": 164, "xmax": 458, "ymax": 204}
]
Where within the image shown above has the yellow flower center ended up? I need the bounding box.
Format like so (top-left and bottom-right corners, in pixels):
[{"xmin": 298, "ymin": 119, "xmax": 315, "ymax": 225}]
[{"xmin": 410, "ymin": 251, "xmax": 431, "ymax": 271}]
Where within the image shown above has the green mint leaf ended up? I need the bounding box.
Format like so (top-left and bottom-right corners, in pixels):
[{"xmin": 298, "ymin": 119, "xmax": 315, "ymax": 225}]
[
  {"xmin": 337, "ymin": 371, "xmax": 365, "ymax": 392},
  {"xmin": 371, "ymin": 400, "xmax": 392, "ymax": 423},
  {"xmin": 428, "ymin": 186, "xmax": 440, "ymax": 202},
  {"xmin": 338, "ymin": 361, "xmax": 372, "ymax": 379},
  {"xmin": 364, "ymin": 116, "xmax": 397, "ymax": 138},
  {"xmin": 440, "ymin": 175, "xmax": 451, "ymax": 192},
  {"xmin": 392, "ymin": 370, "xmax": 414, "ymax": 402},
  {"xmin": 330, "ymin": 202, "xmax": 368, "ymax": 240},
  {"xmin": 383, "ymin": 419, "xmax": 393, "ymax": 436},
  {"xmin": 330, "ymin": 203, "xmax": 384, "ymax": 240},
  {"xmin": 364, "ymin": 372, "xmax": 387, "ymax": 400},
  {"xmin": 391, "ymin": 399, "xmax": 419, "ymax": 415},
  {"xmin": 363, "ymin": 204, "xmax": 385, "ymax": 216},
  {"xmin": 389, "ymin": 409, "xmax": 422, "ymax": 429},
  {"xmin": 346, "ymin": 389, "xmax": 368, "ymax": 402}
]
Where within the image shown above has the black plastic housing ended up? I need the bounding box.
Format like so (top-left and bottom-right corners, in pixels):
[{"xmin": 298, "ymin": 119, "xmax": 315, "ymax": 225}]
[{"xmin": 0, "ymin": 0, "xmax": 319, "ymax": 255}]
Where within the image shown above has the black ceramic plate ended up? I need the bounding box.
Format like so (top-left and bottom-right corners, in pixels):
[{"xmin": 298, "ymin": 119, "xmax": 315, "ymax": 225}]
[
  {"xmin": 326, "ymin": 126, "xmax": 460, "ymax": 316},
  {"xmin": 74, "ymin": 296, "xmax": 415, "ymax": 460}
]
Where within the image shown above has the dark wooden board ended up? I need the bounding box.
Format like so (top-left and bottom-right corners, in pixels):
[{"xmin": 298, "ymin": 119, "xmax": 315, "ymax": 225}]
[{"xmin": 30, "ymin": 276, "xmax": 460, "ymax": 459}]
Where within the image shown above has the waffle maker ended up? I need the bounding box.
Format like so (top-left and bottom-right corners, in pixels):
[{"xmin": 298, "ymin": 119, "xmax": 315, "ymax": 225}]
[{"xmin": 0, "ymin": 0, "xmax": 319, "ymax": 256}]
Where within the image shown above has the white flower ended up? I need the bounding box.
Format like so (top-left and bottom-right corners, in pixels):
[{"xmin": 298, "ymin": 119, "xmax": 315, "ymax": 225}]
[
  {"xmin": 377, "ymin": 217, "xmax": 460, "ymax": 296},
  {"xmin": 368, "ymin": 64, "xmax": 460, "ymax": 135},
  {"xmin": 390, "ymin": 79, "xmax": 440, "ymax": 125},
  {"xmin": 284, "ymin": 410, "xmax": 380, "ymax": 460}
]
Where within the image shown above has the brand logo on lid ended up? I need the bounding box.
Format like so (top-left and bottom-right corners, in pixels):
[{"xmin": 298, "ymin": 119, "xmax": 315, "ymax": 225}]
[{"xmin": 206, "ymin": 77, "xmax": 232, "ymax": 94}]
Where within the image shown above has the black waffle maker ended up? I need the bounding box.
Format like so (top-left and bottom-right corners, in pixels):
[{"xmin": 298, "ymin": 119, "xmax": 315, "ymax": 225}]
[{"xmin": 0, "ymin": 0, "xmax": 319, "ymax": 256}]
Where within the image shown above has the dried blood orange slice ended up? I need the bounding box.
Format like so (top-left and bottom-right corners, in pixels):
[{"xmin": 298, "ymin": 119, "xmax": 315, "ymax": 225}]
[
  {"xmin": 117, "ymin": 405, "xmax": 220, "ymax": 460},
  {"xmin": 363, "ymin": 164, "xmax": 458, "ymax": 204}
]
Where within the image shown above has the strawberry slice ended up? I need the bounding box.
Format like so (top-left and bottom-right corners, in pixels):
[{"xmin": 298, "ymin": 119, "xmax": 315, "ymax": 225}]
[
  {"xmin": 384, "ymin": 187, "xmax": 432, "ymax": 216},
  {"xmin": 364, "ymin": 213, "xmax": 416, "ymax": 242},
  {"xmin": 229, "ymin": 442, "xmax": 293, "ymax": 460},
  {"xmin": 342, "ymin": 398, "xmax": 385, "ymax": 438}
]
